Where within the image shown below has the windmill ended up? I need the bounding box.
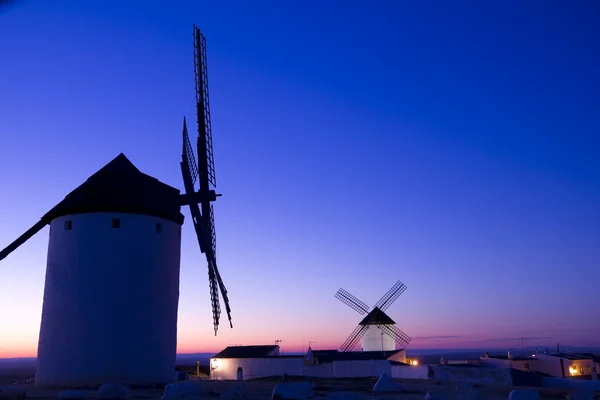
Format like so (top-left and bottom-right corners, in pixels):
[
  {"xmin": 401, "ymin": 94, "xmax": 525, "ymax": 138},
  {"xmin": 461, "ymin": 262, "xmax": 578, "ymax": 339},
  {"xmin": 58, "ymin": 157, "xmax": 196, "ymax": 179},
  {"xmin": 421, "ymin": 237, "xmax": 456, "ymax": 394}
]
[
  {"xmin": 335, "ymin": 280, "xmax": 411, "ymax": 352},
  {"xmin": 0, "ymin": 24, "xmax": 231, "ymax": 386}
]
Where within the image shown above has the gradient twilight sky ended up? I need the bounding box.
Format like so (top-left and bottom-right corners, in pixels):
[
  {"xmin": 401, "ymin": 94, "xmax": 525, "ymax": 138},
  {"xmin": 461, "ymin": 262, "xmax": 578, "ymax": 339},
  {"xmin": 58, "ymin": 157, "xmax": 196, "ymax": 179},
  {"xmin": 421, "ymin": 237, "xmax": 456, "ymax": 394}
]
[{"xmin": 1, "ymin": 0, "xmax": 599, "ymax": 358}]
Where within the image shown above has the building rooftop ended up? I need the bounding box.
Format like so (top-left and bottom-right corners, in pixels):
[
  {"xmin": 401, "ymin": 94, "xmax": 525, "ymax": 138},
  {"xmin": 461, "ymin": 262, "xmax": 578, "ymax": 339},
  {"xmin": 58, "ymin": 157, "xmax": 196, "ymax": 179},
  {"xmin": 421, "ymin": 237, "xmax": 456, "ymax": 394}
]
[
  {"xmin": 358, "ymin": 307, "xmax": 396, "ymax": 325},
  {"xmin": 312, "ymin": 349, "xmax": 403, "ymax": 363},
  {"xmin": 43, "ymin": 153, "xmax": 184, "ymax": 225},
  {"xmin": 212, "ymin": 345, "xmax": 279, "ymax": 359},
  {"xmin": 542, "ymin": 352, "xmax": 596, "ymax": 361},
  {"xmin": 485, "ymin": 355, "xmax": 537, "ymax": 361},
  {"xmin": 570, "ymin": 353, "xmax": 600, "ymax": 363}
]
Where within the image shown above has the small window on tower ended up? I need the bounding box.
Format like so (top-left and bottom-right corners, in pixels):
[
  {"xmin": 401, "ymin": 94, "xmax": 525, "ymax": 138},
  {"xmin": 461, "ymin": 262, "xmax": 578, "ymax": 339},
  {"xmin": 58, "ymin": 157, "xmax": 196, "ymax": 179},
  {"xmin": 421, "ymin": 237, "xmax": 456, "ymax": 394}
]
[
  {"xmin": 64, "ymin": 220, "xmax": 72, "ymax": 230},
  {"xmin": 156, "ymin": 223, "xmax": 163, "ymax": 233},
  {"xmin": 112, "ymin": 218, "xmax": 121, "ymax": 228}
]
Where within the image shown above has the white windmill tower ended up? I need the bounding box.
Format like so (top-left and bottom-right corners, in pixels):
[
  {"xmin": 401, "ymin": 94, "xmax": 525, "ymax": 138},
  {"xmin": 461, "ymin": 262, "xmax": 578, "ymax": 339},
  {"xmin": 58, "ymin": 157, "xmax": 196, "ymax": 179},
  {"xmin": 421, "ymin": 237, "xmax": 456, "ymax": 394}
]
[
  {"xmin": 335, "ymin": 281, "xmax": 411, "ymax": 352},
  {"xmin": 0, "ymin": 25, "xmax": 232, "ymax": 386}
]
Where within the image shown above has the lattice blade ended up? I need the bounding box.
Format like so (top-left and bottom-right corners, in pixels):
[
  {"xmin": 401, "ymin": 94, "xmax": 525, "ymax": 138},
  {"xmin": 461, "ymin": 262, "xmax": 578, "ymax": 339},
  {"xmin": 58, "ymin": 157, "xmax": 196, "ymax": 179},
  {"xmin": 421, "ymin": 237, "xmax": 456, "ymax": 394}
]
[
  {"xmin": 377, "ymin": 324, "xmax": 411, "ymax": 348},
  {"xmin": 208, "ymin": 204, "xmax": 217, "ymax": 258},
  {"xmin": 207, "ymin": 204, "xmax": 233, "ymax": 329},
  {"xmin": 375, "ymin": 281, "xmax": 407, "ymax": 311},
  {"xmin": 193, "ymin": 25, "xmax": 216, "ymax": 189},
  {"xmin": 335, "ymin": 288, "xmax": 369, "ymax": 315},
  {"xmin": 340, "ymin": 324, "xmax": 369, "ymax": 352},
  {"xmin": 212, "ymin": 258, "xmax": 233, "ymax": 329},
  {"xmin": 182, "ymin": 117, "xmax": 199, "ymax": 186},
  {"xmin": 207, "ymin": 260, "xmax": 221, "ymax": 335}
]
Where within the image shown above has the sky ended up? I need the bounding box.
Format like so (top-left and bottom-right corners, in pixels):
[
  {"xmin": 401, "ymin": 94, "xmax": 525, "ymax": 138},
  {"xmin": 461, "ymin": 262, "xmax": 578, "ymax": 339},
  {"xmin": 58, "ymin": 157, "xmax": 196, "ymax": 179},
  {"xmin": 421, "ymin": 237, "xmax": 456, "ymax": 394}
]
[{"xmin": 0, "ymin": 0, "xmax": 599, "ymax": 358}]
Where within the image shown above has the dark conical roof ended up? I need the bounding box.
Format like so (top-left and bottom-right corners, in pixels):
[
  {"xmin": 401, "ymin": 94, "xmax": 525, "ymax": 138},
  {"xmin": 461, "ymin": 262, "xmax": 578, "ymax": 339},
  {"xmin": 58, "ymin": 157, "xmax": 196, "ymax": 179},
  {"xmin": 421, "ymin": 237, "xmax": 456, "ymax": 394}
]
[
  {"xmin": 358, "ymin": 307, "xmax": 396, "ymax": 325},
  {"xmin": 43, "ymin": 153, "xmax": 184, "ymax": 225}
]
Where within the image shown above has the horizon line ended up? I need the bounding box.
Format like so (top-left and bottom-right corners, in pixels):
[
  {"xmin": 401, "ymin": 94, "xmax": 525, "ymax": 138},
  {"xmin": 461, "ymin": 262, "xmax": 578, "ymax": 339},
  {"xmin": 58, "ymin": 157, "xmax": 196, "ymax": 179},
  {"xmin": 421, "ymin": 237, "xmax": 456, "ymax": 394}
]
[{"xmin": 3, "ymin": 345, "xmax": 600, "ymax": 361}]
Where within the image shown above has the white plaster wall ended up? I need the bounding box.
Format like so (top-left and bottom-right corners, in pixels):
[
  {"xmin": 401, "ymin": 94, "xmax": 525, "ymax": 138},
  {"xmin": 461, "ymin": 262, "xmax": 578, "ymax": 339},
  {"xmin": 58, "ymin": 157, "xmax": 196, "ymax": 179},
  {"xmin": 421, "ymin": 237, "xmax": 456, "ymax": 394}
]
[
  {"xmin": 529, "ymin": 354, "xmax": 564, "ymax": 377},
  {"xmin": 510, "ymin": 359, "xmax": 536, "ymax": 372},
  {"xmin": 361, "ymin": 326, "xmax": 396, "ymax": 351},
  {"xmin": 533, "ymin": 354, "xmax": 595, "ymax": 377},
  {"xmin": 388, "ymin": 349, "xmax": 407, "ymax": 364},
  {"xmin": 210, "ymin": 358, "xmax": 400, "ymax": 380},
  {"xmin": 391, "ymin": 365, "xmax": 428, "ymax": 379},
  {"xmin": 369, "ymin": 360, "xmax": 392, "ymax": 377},
  {"xmin": 480, "ymin": 358, "xmax": 511, "ymax": 369},
  {"xmin": 533, "ymin": 354, "xmax": 596, "ymax": 378},
  {"xmin": 302, "ymin": 363, "xmax": 333, "ymax": 378},
  {"xmin": 211, "ymin": 358, "xmax": 305, "ymax": 380},
  {"xmin": 36, "ymin": 213, "xmax": 182, "ymax": 386},
  {"xmin": 332, "ymin": 361, "xmax": 369, "ymax": 378},
  {"xmin": 480, "ymin": 358, "xmax": 535, "ymax": 372}
]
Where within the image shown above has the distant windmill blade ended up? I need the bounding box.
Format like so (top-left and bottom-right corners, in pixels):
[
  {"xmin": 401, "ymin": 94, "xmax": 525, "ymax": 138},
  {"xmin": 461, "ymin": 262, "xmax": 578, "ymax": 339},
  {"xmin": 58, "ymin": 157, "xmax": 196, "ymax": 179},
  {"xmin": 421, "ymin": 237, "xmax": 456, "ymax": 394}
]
[
  {"xmin": 375, "ymin": 281, "xmax": 407, "ymax": 311},
  {"xmin": 335, "ymin": 288, "xmax": 370, "ymax": 315},
  {"xmin": 340, "ymin": 324, "xmax": 369, "ymax": 352},
  {"xmin": 377, "ymin": 324, "xmax": 411, "ymax": 348},
  {"xmin": 0, "ymin": 220, "xmax": 48, "ymax": 262}
]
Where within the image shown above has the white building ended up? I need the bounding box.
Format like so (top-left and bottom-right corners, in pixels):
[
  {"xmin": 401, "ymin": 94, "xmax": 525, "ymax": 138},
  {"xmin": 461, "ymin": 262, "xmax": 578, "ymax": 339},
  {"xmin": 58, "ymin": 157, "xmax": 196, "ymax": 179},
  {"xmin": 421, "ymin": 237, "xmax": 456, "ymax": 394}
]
[
  {"xmin": 34, "ymin": 154, "xmax": 184, "ymax": 386},
  {"xmin": 480, "ymin": 350, "xmax": 600, "ymax": 379},
  {"xmin": 209, "ymin": 345, "xmax": 413, "ymax": 380},
  {"xmin": 533, "ymin": 352, "xmax": 598, "ymax": 378},
  {"xmin": 480, "ymin": 352, "xmax": 537, "ymax": 372}
]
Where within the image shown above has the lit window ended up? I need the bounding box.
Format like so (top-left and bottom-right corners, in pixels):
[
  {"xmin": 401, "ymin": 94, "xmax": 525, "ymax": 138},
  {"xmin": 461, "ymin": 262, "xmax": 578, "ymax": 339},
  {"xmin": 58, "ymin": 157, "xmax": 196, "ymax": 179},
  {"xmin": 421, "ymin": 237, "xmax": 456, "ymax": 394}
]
[
  {"xmin": 64, "ymin": 220, "xmax": 72, "ymax": 230},
  {"xmin": 569, "ymin": 366, "xmax": 578, "ymax": 375},
  {"xmin": 112, "ymin": 218, "xmax": 121, "ymax": 228}
]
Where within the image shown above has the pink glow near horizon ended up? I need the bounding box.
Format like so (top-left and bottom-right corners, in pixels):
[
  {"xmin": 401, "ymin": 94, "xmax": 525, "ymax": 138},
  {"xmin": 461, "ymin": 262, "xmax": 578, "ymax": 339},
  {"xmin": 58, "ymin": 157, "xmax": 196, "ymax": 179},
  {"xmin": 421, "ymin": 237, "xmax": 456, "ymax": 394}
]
[{"xmin": 2, "ymin": 326, "xmax": 599, "ymax": 359}]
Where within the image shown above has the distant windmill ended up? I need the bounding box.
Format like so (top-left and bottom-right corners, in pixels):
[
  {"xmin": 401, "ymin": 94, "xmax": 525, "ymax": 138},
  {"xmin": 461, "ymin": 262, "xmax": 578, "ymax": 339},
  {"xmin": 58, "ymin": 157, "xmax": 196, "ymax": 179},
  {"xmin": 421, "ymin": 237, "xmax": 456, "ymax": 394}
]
[
  {"xmin": 0, "ymin": 24, "xmax": 232, "ymax": 386},
  {"xmin": 335, "ymin": 281, "xmax": 411, "ymax": 352}
]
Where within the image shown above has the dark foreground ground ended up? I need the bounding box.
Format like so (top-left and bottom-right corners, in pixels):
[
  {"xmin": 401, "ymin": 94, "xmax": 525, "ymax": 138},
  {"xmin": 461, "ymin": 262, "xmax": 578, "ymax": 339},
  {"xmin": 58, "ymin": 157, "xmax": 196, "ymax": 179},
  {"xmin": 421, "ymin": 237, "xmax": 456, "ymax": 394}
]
[{"xmin": 0, "ymin": 366, "xmax": 594, "ymax": 400}]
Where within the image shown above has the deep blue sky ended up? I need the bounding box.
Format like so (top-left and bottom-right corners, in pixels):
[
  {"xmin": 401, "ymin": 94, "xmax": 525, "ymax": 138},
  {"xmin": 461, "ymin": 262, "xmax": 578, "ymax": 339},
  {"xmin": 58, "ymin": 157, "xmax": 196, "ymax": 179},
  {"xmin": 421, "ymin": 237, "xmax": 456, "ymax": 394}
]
[{"xmin": 0, "ymin": 0, "xmax": 599, "ymax": 356}]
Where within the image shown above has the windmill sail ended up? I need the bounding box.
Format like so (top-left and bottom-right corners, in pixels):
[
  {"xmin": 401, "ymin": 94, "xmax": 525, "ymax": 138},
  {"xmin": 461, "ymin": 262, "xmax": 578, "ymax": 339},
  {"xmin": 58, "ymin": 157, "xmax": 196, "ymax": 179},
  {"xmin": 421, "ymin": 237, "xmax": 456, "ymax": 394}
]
[
  {"xmin": 179, "ymin": 25, "xmax": 232, "ymax": 335},
  {"xmin": 335, "ymin": 288, "xmax": 370, "ymax": 315},
  {"xmin": 340, "ymin": 324, "xmax": 369, "ymax": 352},
  {"xmin": 375, "ymin": 280, "xmax": 407, "ymax": 311},
  {"xmin": 0, "ymin": 220, "xmax": 48, "ymax": 262}
]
